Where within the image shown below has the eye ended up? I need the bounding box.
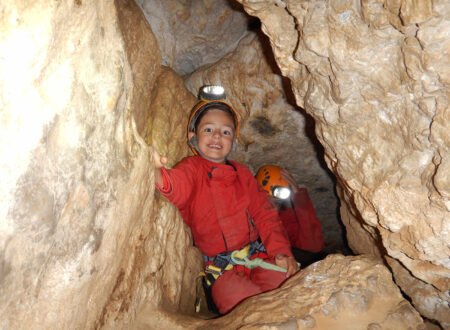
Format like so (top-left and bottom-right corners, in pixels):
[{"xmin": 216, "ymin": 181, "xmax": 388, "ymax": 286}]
[
  {"xmin": 204, "ymin": 128, "xmax": 213, "ymax": 133},
  {"xmin": 222, "ymin": 129, "xmax": 232, "ymax": 136}
]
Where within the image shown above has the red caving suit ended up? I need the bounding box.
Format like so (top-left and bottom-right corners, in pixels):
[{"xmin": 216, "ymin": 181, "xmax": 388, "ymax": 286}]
[
  {"xmin": 278, "ymin": 188, "xmax": 324, "ymax": 252},
  {"xmin": 156, "ymin": 155, "xmax": 292, "ymax": 313}
]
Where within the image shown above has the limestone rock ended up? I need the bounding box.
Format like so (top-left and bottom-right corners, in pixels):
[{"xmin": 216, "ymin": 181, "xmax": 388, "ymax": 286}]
[
  {"xmin": 135, "ymin": 0, "xmax": 252, "ymax": 75},
  {"xmin": 142, "ymin": 67, "xmax": 196, "ymax": 166},
  {"xmin": 135, "ymin": 255, "xmax": 424, "ymax": 329},
  {"xmin": 116, "ymin": 0, "xmax": 162, "ymax": 135},
  {"xmin": 0, "ymin": 1, "xmax": 142, "ymax": 328},
  {"xmin": 387, "ymin": 256, "xmax": 450, "ymax": 328},
  {"xmin": 184, "ymin": 32, "xmax": 344, "ymax": 253},
  {"xmin": 236, "ymin": 0, "xmax": 450, "ymax": 326},
  {"xmin": 107, "ymin": 0, "xmax": 202, "ymax": 326},
  {"xmin": 0, "ymin": 1, "xmax": 198, "ymax": 328}
]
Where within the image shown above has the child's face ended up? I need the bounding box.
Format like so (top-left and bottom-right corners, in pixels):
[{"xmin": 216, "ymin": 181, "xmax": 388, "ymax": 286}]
[{"xmin": 192, "ymin": 109, "xmax": 235, "ymax": 162}]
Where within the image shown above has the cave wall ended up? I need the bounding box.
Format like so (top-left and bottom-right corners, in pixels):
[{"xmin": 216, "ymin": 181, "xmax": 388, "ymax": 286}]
[
  {"xmin": 112, "ymin": 0, "xmax": 203, "ymax": 321},
  {"xmin": 134, "ymin": 255, "xmax": 425, "ymax": 329},
  {"xmin": 235, "ymin": 0, "xmax": 449, "ymax": 326},
  {"xmin": 135, "ymin": 0, "xmax": 251, "ymax": 75},
  {"xmin": 0, "ymin": 2, "xmax": 141, "ymax": 327},
  {"xmin": 0, "ymin": 1, "xmax": 200, "ymax": 328}
]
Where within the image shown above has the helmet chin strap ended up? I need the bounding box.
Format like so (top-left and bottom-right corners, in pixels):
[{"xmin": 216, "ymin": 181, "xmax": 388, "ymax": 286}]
[{"xmin": 189, "ymin": 135, "xmax": 233, "ymax": 163}]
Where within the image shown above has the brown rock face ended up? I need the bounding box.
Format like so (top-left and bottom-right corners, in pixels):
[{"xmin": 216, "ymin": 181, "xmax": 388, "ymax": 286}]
[
  {"xmin": 0, "ymin": 1, "xmax": 199, "ymax": 328},
  {"xmin": 135, "ymin": 0, "xmax": 252, "ymax": 75},
  {"xmin": 0, "ymin": 1, "xmax": 145, "ymax": 327},
  {"xmin": 236, "ymin": 0, "xmax": 450, "ymax": 327},
  {"xmin": 116, "ymin": 0, "xmax": 162, "ymax": 135},
  {"xmin": 207, "ymin": 255, "xmax": 424, "ymax": 330},
  {"xmin": 135, "ymin": 255, "xmax": 424, "ymax": 329}
]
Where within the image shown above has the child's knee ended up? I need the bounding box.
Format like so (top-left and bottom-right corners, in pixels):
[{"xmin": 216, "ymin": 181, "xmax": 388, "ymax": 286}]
[
  {"xmin": 250, "ymin": 261, "xmax": 287, "ymax": 291},
  {"xmin": 211, "ymin": 270, "xmax": 261, "ymax": 314}
]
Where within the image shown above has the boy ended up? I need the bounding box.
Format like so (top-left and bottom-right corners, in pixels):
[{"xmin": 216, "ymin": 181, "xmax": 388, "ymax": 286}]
[{"xmin": 153, "ymin": 86, "xmax": 298, "ymax": 314}]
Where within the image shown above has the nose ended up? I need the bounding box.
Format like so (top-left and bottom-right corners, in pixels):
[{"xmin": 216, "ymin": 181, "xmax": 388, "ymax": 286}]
[{"xmin": 212, "ymin": 129, "xmax": 221, "ymax": 139}]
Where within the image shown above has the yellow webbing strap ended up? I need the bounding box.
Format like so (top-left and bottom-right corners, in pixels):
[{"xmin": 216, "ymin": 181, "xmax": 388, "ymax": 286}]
[
  {"xmin": 195, "ymin": 263, "xmax": 234, "ymax": 313},
  {"xmin": 233, "ymin": 243, "xmax": 250, "ymax": 259},
  {"xmin": 195, "ymin": 272, "xmax": 205, "ymax": 313}
]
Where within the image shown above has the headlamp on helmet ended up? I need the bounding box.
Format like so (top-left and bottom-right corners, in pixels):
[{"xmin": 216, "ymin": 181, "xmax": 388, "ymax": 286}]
[
  {"xmin": 272, "ymin": 186, "xmax": 291, "ymax": 200},
  {"xmin": 199, "ymin": 85, "xmax": 226, "ymax": 101},
  {"xmin": 256, "ymin": 165, "xmax": 292, "ymax": 200}
]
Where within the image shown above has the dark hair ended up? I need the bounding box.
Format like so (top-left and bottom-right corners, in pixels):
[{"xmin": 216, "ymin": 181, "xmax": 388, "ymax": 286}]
[{"xmin": 193, "ymin": 103, "xmax": 237, "ymax": 133}]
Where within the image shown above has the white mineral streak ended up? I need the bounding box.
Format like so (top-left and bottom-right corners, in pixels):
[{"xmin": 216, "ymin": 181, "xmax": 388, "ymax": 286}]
[{"xmin": 236, "ymin": 0, "xmax": 450, "ymax": 327}]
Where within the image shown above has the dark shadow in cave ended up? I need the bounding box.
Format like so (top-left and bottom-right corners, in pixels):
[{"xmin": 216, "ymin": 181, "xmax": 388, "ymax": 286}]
[{"xmin": 227, "ymin": 0, "xmax": 261, "ymax": 31}]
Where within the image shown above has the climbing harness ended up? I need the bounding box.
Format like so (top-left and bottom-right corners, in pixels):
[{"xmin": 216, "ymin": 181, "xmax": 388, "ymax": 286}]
[{"xmin": 201, "ymin": 241, "xmax": 264, "ymax": 288}]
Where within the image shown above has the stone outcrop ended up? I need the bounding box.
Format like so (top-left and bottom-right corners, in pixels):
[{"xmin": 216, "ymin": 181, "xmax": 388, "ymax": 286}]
[
  {"xmin": 116, "ymin": 0, "xmax": 162, "ymax": 135},
  {"xmin": 135, "ymin": 255, "xmax": 425, "ymax": 329},
  {"xmin": 135, "ymin": 0, "xmax": 251, "ymax": 75},
  {"xmin": 235, "ymin": 0, "xmax": 450, "ymax": 327},
  {"xmin": 184, "ymin": 32, "xmax": 344, "ymax": 253},
  {"xmin": 0, "ymin": 1, "xmax": 144, "ymax": 327},
  {"xmin": 0, "ymin": 1, "xmax": 198, "ymax": 328}
]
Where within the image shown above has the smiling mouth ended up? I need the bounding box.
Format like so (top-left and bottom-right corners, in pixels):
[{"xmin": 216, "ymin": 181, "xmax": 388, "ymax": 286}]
[{"xmin": 208, "ymin": 144, "xmax": 222, "ymax": 149}]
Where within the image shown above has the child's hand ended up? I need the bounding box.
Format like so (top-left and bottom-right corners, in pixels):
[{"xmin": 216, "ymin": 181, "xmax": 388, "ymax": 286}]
[
  {"xmin": 275, "ymin": 254, "xmax": 299, "ymax": 278},
  {"xmin": 153, "ymin": 149, "xmax": 167, "ymax": 169},
  {"xmin": 280, "ymin": 169, "xmax": 299, "ymax": 194},
  {"xmin": 153, "ymin": 149, "xmax": 167, "ymax": 187}
]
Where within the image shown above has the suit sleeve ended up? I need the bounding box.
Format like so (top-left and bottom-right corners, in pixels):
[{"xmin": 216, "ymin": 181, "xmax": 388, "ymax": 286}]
[
  {"xmin": 155, "ymin": 158, "xmax": 195, "ymax": 212},
  {"xmin": 291, "ymin": 188, "xmax": 324, "ymax": 252},
  {"xmin": 245, "ymin": 169, "xmax": 293, "ymax": 258}
]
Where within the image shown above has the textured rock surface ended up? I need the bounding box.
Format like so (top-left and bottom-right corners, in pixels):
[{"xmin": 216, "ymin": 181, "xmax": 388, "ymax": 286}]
[
  {"xmin": 0, "ymin": 0, "xmax": 445, "ymax": 328},
  {"xmin": 142, "ymin": 66, "xmax": 196, "ymax": 166},
  {"xmin": 236, "ymin": 0, "xmax": 450, "ymax": 326},
  {"xmin": 0, "ymin": 2, "xmax": 136, "ymax": 328},
  {"xmin": 135, "ymin": 255, "xmax": 424, "ymax": 329},
  {"xmin": 116, "ymin": 0, "xmax": 161, "ymax": 135},
  {"xmin": 387, "ymin": 256, "xmax": 450, "ymax": 327},
  {"xmin": 184, "ymin": 32, "xmax": 344, "ymax": 253},
  {"xmin": 135, "ymin": 0, "xmax": 251, "ymax": 75},
  {"xmin": 0, "ymin": 1, "xmax": 198, "ymax": 328},
  {"xmin": 111, "ymin": 0, "xmax": 202, "ymax": 323}
]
